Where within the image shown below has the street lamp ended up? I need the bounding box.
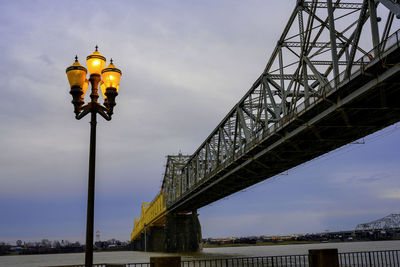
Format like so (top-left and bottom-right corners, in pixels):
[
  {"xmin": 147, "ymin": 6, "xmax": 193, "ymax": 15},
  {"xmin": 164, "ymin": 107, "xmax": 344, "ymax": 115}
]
[{"xmin": 66, "ymin": 46, "xmax": 122, "ymax": 267}]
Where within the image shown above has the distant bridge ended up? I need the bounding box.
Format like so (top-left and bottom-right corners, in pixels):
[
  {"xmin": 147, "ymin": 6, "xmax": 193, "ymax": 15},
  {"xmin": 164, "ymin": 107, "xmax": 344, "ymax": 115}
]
[
  {"xmin": 356, "ymin": 214, "xmax": 400, "ymax": 231},
  {"xmin": 131, "ymin": 0, "xmax": 400, "ymax": 252}
]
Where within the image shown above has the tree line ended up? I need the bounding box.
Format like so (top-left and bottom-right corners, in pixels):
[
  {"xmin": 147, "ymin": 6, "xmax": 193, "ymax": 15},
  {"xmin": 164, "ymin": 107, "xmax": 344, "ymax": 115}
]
[{"xmin": 0, "ymin": 239, "xmax": 131, "ymax": 256}]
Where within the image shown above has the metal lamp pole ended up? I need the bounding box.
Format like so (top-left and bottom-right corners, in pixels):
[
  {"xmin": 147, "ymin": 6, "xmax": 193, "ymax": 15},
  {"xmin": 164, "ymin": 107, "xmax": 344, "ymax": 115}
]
[{"xmin": 66, "ymin": 47, "xmax": 122, "ymax": 267}]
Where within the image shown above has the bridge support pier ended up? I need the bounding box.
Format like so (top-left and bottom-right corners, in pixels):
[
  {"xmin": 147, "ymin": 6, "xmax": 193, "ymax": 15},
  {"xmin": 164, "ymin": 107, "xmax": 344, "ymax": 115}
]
[
  {"xmin": 164, "ymin": 211, "xmax": 202, "ymax": 252},
  {"xmin": 131, "ymin": 212, "xmax": 202, "ymax": 252},
  {"xmin": 131, "ymin": 226, "xmax": 165, "ymax": 252}
]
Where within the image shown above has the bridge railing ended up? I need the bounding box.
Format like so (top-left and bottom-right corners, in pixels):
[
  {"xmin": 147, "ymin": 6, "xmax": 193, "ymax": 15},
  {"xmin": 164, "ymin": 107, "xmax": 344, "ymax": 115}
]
[{"xmin": 332, "ymin": 29, "xmax": 400, "ymax": 93}]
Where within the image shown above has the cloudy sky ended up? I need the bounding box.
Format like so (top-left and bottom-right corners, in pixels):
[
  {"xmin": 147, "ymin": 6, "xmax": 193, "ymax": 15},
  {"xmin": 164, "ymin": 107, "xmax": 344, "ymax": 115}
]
[{"xmin": 0, "ymin": 0, "xmax": 399, "ymax": 244}]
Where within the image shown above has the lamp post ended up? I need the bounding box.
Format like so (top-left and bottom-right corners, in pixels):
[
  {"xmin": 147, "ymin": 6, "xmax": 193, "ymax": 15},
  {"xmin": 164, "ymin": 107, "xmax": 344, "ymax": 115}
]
[{"xmin": 66, "ymin": 46, "xmax": 122, "ymax": 267}]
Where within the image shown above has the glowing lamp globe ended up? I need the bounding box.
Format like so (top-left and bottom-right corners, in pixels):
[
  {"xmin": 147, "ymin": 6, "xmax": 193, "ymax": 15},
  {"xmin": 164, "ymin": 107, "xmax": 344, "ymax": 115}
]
[
  {"xmin": 86, "ymin": 47, "xmax": 106, "ymax": 75},
  {"xmin": 101, "ymin": 60, "xmax": 122, "ymax": 90},
  {"xmin": 66, "ymin": 57, "xmax": 87, "ymax": 88},
  {"xmin": 100, "ymin": 82, "xmax": 120, "ymax": 99}
]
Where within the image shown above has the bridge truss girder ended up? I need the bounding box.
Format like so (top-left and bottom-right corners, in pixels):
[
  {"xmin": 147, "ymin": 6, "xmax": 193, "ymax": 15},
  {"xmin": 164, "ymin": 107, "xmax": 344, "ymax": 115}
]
[
  {"xmin": 162, "ymin": 154, "xmax": 191, "ymax": 206},
  {"xmin": 163, "ymin": 0, "xmax": 400, "ymax": 210},
  {"xmin": 356, "ymin": 214, "xmax": 400, "ymax": 231},
  {"xmin": 132, "ymin": 1, "xmax": 400, "ymax": 241}
]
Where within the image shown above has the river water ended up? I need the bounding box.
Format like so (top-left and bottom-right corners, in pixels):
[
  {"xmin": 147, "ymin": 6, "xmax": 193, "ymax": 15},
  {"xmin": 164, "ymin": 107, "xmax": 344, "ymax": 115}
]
[{"xmin": 1, "ymin": 240, "xmax": 399, "ymax": 267}]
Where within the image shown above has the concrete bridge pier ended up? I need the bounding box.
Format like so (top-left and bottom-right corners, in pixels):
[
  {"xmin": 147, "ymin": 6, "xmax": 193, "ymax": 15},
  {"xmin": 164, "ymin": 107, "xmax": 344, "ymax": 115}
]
[
  {"xmin": 131, "ymin": 232, "xmax": 145, "ymax": 251},
  {"xmin": 131, "ymin": 226, "xmax": 165, "ymax": 252},
  {"xmin": 131, "ymin": 211, "xmax": 202, "ymax": 252},
  {"xmin": 164, "ymin": 211, "xmax": 202, "ymax": 252}
]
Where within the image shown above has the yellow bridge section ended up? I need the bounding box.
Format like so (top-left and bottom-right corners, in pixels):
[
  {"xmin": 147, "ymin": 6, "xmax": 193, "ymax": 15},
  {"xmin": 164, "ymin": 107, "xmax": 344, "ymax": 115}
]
[
  {"xmin": 131, "ymin": 155, "xmax": 190, "ymax": 242},
  {"xmin": 130, "ymin": 192, "xmax": 167, "ymax": 242}
]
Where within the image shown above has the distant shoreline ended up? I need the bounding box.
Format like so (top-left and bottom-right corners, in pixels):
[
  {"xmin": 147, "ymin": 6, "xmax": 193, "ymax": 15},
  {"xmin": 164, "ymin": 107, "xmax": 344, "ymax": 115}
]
[{"xmin": 202, "ymin": 239, "xmax": 399, "ymax": 248}]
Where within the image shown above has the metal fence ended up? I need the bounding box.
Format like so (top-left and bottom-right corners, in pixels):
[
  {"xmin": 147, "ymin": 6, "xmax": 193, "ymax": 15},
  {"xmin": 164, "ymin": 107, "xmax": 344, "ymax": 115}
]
[
  {"xmin": 339, "ymin": 250, "xmax": 400, "ymax": 267},
  {"xmin": 126, "ymin": 264, "xmax": 152, "ymax": 267},
  {"xmin": 181, "ymin": 255, "xmax": 309, "ymax": 267},
  {"xmin": 44, "ymin": 263, "xmax": 152, "ymax": 267},
  {"xmin": 180, "ymin": 250, "xmax": 400, "ymax": 267},
  {"xmin": 45, "ymin": 249, "xmax": 400, "ymax": 267}
]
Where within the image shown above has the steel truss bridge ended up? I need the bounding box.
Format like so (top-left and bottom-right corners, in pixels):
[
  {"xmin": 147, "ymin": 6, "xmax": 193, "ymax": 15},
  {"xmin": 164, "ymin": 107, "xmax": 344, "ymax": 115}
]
[
  {"xmin": 131, "ymin": 0, "xmax": 400, "ymax": 245},
  {"xmin": 356, "ymin": 214, "xmax": 400, "ymax": 231}
]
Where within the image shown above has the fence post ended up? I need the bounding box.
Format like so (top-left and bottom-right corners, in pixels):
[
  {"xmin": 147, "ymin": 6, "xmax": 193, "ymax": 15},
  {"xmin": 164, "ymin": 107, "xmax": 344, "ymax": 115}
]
[
  {"xmin": 150, "ymin": 256, "xmax": 181, "ymax": 267},
  {"xmin": 309, "ymin": 249, "xmax": 339, "ymax": 267},
  {"xmin": 368, "ymin": 251, "xmax": 373, "ymax": 265}
]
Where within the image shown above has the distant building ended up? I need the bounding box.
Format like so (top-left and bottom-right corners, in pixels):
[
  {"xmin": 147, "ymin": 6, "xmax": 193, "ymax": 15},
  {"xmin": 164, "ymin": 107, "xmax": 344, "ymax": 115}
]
[{"xmin": 96, "ymin": 230, "xmax": 101, "ymax": 242}]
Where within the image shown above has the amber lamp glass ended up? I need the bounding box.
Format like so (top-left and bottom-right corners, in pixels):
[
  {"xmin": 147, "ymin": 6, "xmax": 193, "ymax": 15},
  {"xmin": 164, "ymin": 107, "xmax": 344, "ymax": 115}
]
[
  {"xmin": 86, "ymin": 47, "xmax": 106, "ymax": 75},
  {"xmin": 100, "ymin": 82, "xmax": 120, "ymax": 99},
  {"xmin": 100, "ymin": 82, "xmax": 106, "ymax": 99},
  {"xmin": 82, "ymin": 79, "xmax": 89, "ymax": 96},
  {"xmin": 66, "ymin": 57, "xmax": 87, "ymax": 88},
  {"xmin": 101, "ymin": 60, "xmax": 122, "ymax": 91}
]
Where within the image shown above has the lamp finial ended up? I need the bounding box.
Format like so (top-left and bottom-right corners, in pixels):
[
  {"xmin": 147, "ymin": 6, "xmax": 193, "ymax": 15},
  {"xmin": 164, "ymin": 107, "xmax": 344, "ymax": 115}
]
[{"xmin": 95, "ymin": 45, "xmax": 98, "ymax": 51}]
